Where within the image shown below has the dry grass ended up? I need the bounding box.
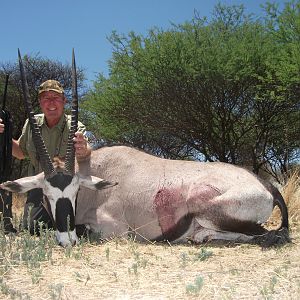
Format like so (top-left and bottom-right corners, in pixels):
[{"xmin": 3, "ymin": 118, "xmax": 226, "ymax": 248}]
[
  {"xmin": 11, "ymin": 193, "xmax": 26, "ymax": 216},
  {"xmin": 281, "ymin": 170, "xmax": 300, "ymax": 226},
  {"xmin": 266, "ymin": 170, "xmax": 300, "ymax": 231},
  {"xmin": 1, "ymin": 234, "xmax": 299, "ymax": 300},
  {"xmin": 1, "ymin": 174, "xmax": 299, "ymax": 300}
]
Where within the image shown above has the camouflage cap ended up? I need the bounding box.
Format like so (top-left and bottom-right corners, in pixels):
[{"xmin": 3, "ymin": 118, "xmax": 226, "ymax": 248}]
[{"xmin": 38, "ymin": 80, "xmax": 64, "ymax": 95}]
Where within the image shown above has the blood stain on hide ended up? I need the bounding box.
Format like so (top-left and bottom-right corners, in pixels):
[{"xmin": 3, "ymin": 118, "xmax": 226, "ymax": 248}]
[
  {"xmin": 154, "ymin": 187, "xmax": 190, "ymax": 241},
  {"xmin": 153, "ymin": 184, "xmax": 222, "ymax": 241}
]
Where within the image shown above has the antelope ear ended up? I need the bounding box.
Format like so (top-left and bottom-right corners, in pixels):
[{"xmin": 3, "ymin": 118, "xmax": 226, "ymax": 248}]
[
  {"xmin": 78, "ymin": 175, "xmax": 118, "ymax": 191},
  {"xmin": 0, "ymin": 173, "xmax": 44, "ymax": 193}
]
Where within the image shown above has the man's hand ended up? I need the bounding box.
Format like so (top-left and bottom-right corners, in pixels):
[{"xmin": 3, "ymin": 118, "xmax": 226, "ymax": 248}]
[
  {"xmin": 0, "ymin": 118, "xmax": 4, "ymax": 134},
  {"xmin": 73, "ymin": 132, "xmax": 91, "ymax": 159}
]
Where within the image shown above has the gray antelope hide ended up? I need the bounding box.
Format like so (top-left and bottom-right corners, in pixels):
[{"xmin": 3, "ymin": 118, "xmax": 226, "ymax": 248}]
[{"xmin": 75, "ymin": 145, "xmax": 289, "ymax": 247}]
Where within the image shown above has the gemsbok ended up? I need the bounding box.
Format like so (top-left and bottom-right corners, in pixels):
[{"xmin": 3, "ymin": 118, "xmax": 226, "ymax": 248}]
[{"xmin": 75, "ymin": 145, "xmax": 289, "ymax": 247}]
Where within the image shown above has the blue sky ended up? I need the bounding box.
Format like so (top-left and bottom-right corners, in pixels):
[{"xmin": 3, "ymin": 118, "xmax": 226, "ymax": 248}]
[{"xmin": 1, "ymin": 0, "xmax": 284, "ymax": 86}]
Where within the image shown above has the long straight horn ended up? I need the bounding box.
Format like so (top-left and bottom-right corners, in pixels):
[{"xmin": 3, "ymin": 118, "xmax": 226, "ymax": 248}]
[
  {"xmin": 18, "ymin": 49, "xmax": 56, "ymax": 178},
  {"xmin": 64, "ymin": 49, "xmax": 78, "ymax": 175}
]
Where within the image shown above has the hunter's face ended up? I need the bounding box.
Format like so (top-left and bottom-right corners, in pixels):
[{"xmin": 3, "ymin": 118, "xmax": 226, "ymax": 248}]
[{"xmin": 39, "ymin": 91, "xmax": 66, "ymax": 126}]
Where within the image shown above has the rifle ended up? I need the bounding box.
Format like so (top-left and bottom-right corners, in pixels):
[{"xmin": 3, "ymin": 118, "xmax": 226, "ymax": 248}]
[
  {"xmin": 0, "ymin": 74, "xmax": 13, "ymax": 183},
  {"xmin": 0, "ymin": 74, "xmax": 15, "ymax": 233}
]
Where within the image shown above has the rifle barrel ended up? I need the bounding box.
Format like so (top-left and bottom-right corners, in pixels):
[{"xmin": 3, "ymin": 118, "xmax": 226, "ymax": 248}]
[{"xmin": 2, "ymin": 74, "xmax": 9, "ymax": 111}]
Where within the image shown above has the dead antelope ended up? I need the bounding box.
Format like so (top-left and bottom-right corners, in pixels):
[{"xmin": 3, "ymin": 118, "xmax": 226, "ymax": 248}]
[{"xmin": 75, "ymin": 145, "xmax": 289, "ymax": 247}]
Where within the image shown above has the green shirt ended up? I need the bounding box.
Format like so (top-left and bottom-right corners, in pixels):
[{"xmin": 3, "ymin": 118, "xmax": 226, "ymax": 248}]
[{"xmin": 19, "ymin": 113, "xmax": 86, "ymax": 175}]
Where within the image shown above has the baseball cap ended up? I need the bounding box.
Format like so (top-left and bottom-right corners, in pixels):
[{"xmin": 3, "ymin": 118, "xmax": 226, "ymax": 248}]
[{"xmin": 38, "ymin": 80, "xmax": 64, "ymax": 95}]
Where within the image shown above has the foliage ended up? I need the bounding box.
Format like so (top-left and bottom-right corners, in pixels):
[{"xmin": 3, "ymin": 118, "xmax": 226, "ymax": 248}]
[{"xmin": 83, "ymin": 2, "xmax": 300, "ymax": 182}]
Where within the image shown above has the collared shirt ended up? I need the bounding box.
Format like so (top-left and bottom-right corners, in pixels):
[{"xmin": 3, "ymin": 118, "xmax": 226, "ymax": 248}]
[{"xmin": 19, "ymin": 113, "xmax": 86, "ymax": 175}]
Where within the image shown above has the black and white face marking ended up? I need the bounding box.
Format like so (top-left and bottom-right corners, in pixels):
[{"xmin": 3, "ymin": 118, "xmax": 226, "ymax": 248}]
[
  {"xmin": 55, "ymin": 197, "xmax": 77, "ymax": 246},
  {"xmin": 44, "ymin": 173, "xmax": 80, "ymax": 247},
  {"xmin": 56, "ymin": 198, "xmax": 75, "ymax": 232}
]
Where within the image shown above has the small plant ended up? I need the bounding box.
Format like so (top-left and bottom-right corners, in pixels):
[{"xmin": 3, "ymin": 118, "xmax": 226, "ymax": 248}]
[
  {"xmin": 194, "ymin": 248, "xmax": 213, "ymax": 261},
  {"xmin": 127, "ymin": 249, "xmax": 149, "ymax": 276},
  {"xmin": 74, "ymin": 271, "xmax": 83, "ymax": 282},
  {"xmin": 260, "ymin": 275, "xmax": 278, "ymax": 299},
  {"xmin": 49, "ymin": 283, "xmax": 64, "ymax": 300},
  {"xmin": 74, "ymin": 272, "xmax": 91, "ymax": 286},
  {"xmin": 64, "ymin": 245, "xmax": 73, "ymax": 258},
  {"xmin": 186, "ymin": 276, "xmax": 204, "ymax": 295},
  {"xmin": 229, "ymin": 268, "xmax": 239, "ymax": 275},
  {"xmin": 105, "ymin": 247, "xmax": 110, "ymax": 261},
  {"xmin": 29, "ymin": 267, "xmax": 43, "ymax": 284},
  {"xmin": 132, "ymin": 262, "xmax": 138, "ymax": 275},
  {"xmin": 0, "ymin": 278, "xmax": 30, "ymax": 299},
  {"xmin": 180, "ymin": 252, "xmax": 189, "ymax": 268},
  {"xmin": 73, "ymin": 246, "xmax": 84, "ymax": 260},
  {"xmin": 0, "ymin": 278, "xmax": 9, "ymax": 295}
]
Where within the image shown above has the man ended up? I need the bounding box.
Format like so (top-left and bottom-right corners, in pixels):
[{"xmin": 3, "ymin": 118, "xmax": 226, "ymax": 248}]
[{"xmin": 0, "ymin": 79, "xmax": 91, "ymax": 233}]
